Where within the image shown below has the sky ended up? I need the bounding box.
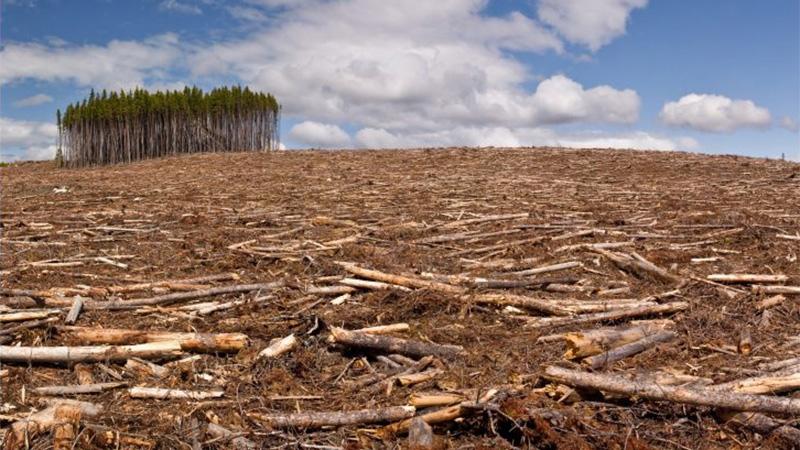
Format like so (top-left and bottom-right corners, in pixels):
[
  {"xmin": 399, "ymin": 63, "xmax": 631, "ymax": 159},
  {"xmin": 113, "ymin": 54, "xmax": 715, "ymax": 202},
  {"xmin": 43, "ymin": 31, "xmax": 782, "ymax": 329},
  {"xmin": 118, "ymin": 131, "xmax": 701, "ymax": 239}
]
[{"xmin": 0, "ymin": 0, "xmax": 798, "ymax": 161}]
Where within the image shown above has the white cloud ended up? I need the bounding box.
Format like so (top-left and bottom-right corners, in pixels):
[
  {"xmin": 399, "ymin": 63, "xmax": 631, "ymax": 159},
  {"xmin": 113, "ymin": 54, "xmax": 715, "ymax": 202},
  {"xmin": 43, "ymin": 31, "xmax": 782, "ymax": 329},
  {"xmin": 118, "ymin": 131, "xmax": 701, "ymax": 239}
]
[
  {"xmin": 352, "ymin": 125, "xmax": 691, "ymax": 152},
  {"xmin": 0, "ymin": 34, "xmax": 182, "ymax": 90},
  {"xmin": 779, "ymin": 116, "xmax": 799, "ymax": 132},
  {"xmin": 660, "ymin": 93, "xmax": 772, "ymax": 133},
  {"xmin": 192, "ymin": 0, "xmax": 639, "ymax": 140},
  {"xmin": 227, "ymin": 5, "xmax": 269, "ymax": 22},
  {"xmin": 159, "ymin": 0, "xmax": 202, "ymax": 14},
  {"xmin": 289, "ymin": 121, "xmax": 351, "ymax": 148},
  {"xmin": 12, "ymin": 93, "xmax": 53, "ymax": 107},
  {"xmin": 0, "ymin": 116, "xmax": 58, "ymax": 161},
  {"xmin": 538, "ymin": 0, "xmax": 647, "ymax": 51}
]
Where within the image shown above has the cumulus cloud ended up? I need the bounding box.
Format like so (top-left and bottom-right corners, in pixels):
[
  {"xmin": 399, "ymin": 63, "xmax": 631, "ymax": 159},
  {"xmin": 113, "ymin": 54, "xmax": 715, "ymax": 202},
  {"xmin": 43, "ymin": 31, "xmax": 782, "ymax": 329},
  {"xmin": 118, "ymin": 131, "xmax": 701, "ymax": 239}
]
[
  {"xmin": 538, "ymin": 0, "xmax": 647, "ymax": 51},
  {"xmin": 0, "ymin": 116, "xmax": 58, "ymax": 161},
  {"xmin": 159, "ymin": 0, "xmax": 202, "ymax": 14},
  {"xmin": 0, "ymin": 34, "xmax": 182, "ymax": 90},
  {"xmin": 12, "ymin": 93, "xmax": 53, "ymax": 107},
  {"xmin": 779, "ymin": 116, "xmax": 799, "ymax": 132},
  {"xmin": 660, "ymin": 94, "xmax": 772, "ymax": 133},
  {"xmin": 289, "ymin": 121, "xmax": 351, "ymax": 148},
  {"xmin": 352, "ymin": 126, "xmax": 691, "ymax": 152}
]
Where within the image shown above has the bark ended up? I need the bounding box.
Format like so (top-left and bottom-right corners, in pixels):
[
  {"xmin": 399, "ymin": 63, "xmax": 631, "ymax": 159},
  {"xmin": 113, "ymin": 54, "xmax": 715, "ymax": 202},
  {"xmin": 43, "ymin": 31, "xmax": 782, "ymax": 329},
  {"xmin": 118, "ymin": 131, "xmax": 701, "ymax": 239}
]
[
  {"xmin": 128, "ymin": 387, "xmax": 224, "ymax": 400},
  {"xmin": 64, "ymin": 297, "xmax": 83, "ymax": 325},
  {"xmin": 57, "ymin": 326, "xmax": 248, "ymax": 352},
  {"xmin": 3, "ymin": 400, "xmax": 101, "ymax": 450},
  {"xmin": 249, "ymin": 405, "xmax": 415, "ymax": 429},
  {"xmin": 206, "ymin": 423, "xmax": 257, "ymax": 450},
  {"xmin": 542, "ymin": 365, "xmax": 800, "ymax": 415},
  {"xmin": 525, "ymin": 302, "xmax": 689, "ymax": 329},
  {"xmin": 752, "ymin": 285, "xmax": 800, "ymax": 295},
  {"xmin": 724, "ymin": 412, "xmax": 800, "ymax": 446},
  {"xmin": 32, "ymin": 382, "xmax": 126, "ymax": 395},
  {"xmin": 581, "ymin": 330, "xmax": 677, "ymax": 369},
  {"xmin": 564, "ymin": 320, "xmax": 674, "ymax": 359},
  {"xmin": 707, "ymin": 274, "xmax": 789, "ymax": 284},
  {"xmin": 329, "ymin": 327, "xmax": 464, "ymax": 358},
  {"xmin": 258, "ymin": 334, "xmax": 297, "ymax": 359},
  {"xmin": 0, "ymin": 341, "xmax": 182, "ymax": 364}
]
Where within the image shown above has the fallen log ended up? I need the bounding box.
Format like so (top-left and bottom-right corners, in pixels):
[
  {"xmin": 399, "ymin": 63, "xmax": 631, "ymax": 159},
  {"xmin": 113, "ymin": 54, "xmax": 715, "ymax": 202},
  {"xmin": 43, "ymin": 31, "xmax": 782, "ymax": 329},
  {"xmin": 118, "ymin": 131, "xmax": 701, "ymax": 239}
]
[
  {"xmin": 563, "ymin": 320, "xmax": 675, "ymax": 359},
  {"xmin": 329, "ymin": 327, "xmax": 463, "ymax": 359},
  {"xmin": 128, "ymin": 387, "xmax": 224, "ymax": 400},
  {"xmin": 32, "ymin": 382, "xmax": 126, "ymax": 396},
  {"xmin": 724, "ymin": 412, "xmax": 800, "ymax": 447},
  {"xmin": 437, "ymin": 213, "xmax": 529, "ymax": 230},
  {"xmin": 3, "ymin": 400, "xmax": 102, "ymax": 450},
  {"xmin": 249, "ymin": 405, "xmax": 415, "ymax": 429},
  {"xmin": 257, "ymin": 334, "xmax": 297, "ymax": 359},
  {"xmin": 510, "ymin": 261, "xmax": 581, "ymax": 277},
  {"xmin": 581, "ymin": 330, "xmax": 677, "ymax": 369},
  {"xmin": 0, "ymin": 316, "xmax": 59, "ymax": 337},
  {"xmin": 339, "ymin": 278, "xmax": 412, "ymax": 291},
  {"xmin": 707, "ymin": 274, "xmax": 789, "ymax": 284},
  {"xmin": 752, "ymin": 285, "xmax": 800, "ymax": 295},
  {"xmin": 525, "ymin": 302, "xmax": 689, "ymax": 329},
  {"xmin": 596, "ymin": 249, "xmax": 681, "ymax": 284},
  {"xmin": 106, "ymin": 273, "xmax": 239, "ymax": 294},
  {"xmin": 206, "ymin": 423, "xmax": 257, "ymax": 450},
  {"xmin": 57, "ymin": 326, "xmax": 248, "ymax": 352},
  {"xmin": 712, "ymin": 370, "xmax": 800, "ymax": 395},
  {"xmin": 0, "ymin": 310, "xmax": 60, "ymax": 322},
  {"xmin": 335, "ymin": 262, "xmax": 463, "ymax": 294},
  {"xmin": 100, "ymin": 281, "xmax": 285, "ymax": 310},
  {"xmin": 64, "ymin": 297, "xmax": 83, "ymax": 325},
  {"xmin": 354, "ymin": 323, "xmax": 411, "ymax": 334},
  {"xmin": 379, "ymin": 389, "xmax": 499, "ymax": 437},
  {"xmin": 0, "ymin": 341, "xmax": 182, "ymax": 364},
  {"xmin": 542, "ymin": 366, "xmax": 800, "ymax": 415}
]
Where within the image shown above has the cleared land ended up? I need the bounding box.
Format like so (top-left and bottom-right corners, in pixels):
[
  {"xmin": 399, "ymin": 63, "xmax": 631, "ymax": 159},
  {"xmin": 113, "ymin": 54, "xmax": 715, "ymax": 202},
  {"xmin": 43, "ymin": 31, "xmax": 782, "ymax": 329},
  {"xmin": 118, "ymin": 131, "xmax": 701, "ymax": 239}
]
[{"xmin": 1, "ymin": 148, "xmax": 799, "ymax": 449}]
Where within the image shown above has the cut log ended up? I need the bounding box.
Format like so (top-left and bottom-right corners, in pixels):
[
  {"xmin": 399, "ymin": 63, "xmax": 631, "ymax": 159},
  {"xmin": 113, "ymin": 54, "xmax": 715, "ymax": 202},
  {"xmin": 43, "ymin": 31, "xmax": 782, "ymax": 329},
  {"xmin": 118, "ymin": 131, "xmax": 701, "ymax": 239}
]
[
  {"xmin": 0, "ymin": 341, "xmax": 182, "ymax": 364},
  {"xmin": 0, "ymin": 310, "xmax": 60, "ymax": 323},
  {"xmin": 437, "ymin": 212, "xmax": 528, "ymax": 229},
  {"xmin": 257, "ymin": 334, "xmax": 297, "ymax": 359},
  {"xmin": 738, "ymin": 329, "xmax": 752, "ymax": 355},
  {"xmin": 57, "ymin": 326, "xmax": 248, "ymax": 352},
  {"xmin": 379, "ymin": 389, "xmax": 499, "ymax": 437},
  {"xmin": 525, "ymin": 302, "xmax": 689, "ymax": 329},
  {"xmin": 408, "ymin": 417, "xmax": 438, "ymax": 450},
  {"xmin": 596, "ymin": 249, "xmax": 681, "ymax": 284},
  {"xmin": 712, "ymin": 371, "xmax": 800, "ymax": 395},
  {"xmin": 354, "ymin": 323, "xmax": 410, "ymax": 335},
  {"xmin": 32, "ymin": 382, "xmax": 127, "ymax": 396},
  {"xmin": 724, "ymin": 412, "xmax": 800, "ymax": 446},
  {"xmin": 708, "ymin": 274, "xmax": 789, "ymax": 284},
  {"xmin": 128, "ymin": 386, "xmax": 224, "ymax": 400},
  {"xmin": 473, "ymin": 293, "xmax": 572, "ymax": 316},
  {"xmin": 52, "ymin": 405, "xmax": 81, "ymax": 450},
  {"xmin": 107, "ymin": 273, "xmax": 238, "ymax": 293},
  {"xmin": 339, "ymin": 278, "xmax": 412, "ymax": 291},
  {"xmin": 101, "ymin": 281, "xmax": 284, "ymax": 310},
  {"xmin": 329, "ymin": 327, "xmax": 463, "ymax": 359},
  {"xmin": 249, "ymin": 405, "xmax": 415, "ymax": 429},
  {"xmin": 335, "ymin": 262, "xmax": 463, "ymax": 295},
  {"xmin": 542, "ymin": 365, "xmax": 800, "ymax": 415},
  {"xmin": 752, "ymin": 285, "xmax": 800, "ymax": 295},
  {"xmin": 125, "ymin": 357, "xmax": 169, "ymax": 378},
  {"xmin": 304, "ymin": 285, "xmax": 356, "ymax": 295},
  {"xmin": 0, "ymin": 317, "xmax": 59, "ymax": 337},
  {"xmin": 581, "ymin": 330, "xmax": 677, "ymax": 369},
  {"xmin": 563, "ymin": 320, "xmax": 674, "ymax": 359},
  {"xmin": 510, "ymin": 261, "xmax": 581, "ymax": 277},
  {"xmin": 408, "ymin": 392, "xmax": 465, "ymax": 407},
  {"xmin": 74, "ymin": 363, "xmax": 94, "ymax": 385},
  {"xmin": 64, "ymin": 297, "xmax": 84, "ymax": 325}
]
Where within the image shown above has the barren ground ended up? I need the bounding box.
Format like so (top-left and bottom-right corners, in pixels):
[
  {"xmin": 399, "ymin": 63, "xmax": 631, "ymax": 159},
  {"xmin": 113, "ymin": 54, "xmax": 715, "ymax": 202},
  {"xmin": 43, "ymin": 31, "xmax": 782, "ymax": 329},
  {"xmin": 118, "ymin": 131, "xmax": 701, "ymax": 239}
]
[{"xmin": 1, "ymin": 148, "xmax": 799, "ymax": 449}]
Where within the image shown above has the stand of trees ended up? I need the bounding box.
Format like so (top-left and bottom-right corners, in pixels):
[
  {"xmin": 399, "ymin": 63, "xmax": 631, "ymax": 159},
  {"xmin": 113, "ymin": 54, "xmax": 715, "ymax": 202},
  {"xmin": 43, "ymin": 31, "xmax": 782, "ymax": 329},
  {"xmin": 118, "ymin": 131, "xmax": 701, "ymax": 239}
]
[{"xmin": 58, "ymin": 86, "xmax": 280, "ymax": 167}]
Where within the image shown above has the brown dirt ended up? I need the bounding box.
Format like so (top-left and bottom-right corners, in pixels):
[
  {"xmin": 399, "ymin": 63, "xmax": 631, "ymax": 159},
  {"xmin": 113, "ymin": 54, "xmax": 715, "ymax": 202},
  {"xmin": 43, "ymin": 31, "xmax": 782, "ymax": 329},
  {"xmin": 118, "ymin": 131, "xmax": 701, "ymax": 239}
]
[{"xmin": 1, "ymin": 147, "xmax": 799, "ymax": 449}]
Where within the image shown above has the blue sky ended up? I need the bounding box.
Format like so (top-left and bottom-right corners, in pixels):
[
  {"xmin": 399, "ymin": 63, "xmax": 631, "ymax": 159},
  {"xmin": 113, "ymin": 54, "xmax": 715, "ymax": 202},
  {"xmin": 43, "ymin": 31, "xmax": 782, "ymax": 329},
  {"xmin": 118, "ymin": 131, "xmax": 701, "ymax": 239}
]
[{"xmin": 1, "ymin": 0, "xmax": 798, "ymax": 161}]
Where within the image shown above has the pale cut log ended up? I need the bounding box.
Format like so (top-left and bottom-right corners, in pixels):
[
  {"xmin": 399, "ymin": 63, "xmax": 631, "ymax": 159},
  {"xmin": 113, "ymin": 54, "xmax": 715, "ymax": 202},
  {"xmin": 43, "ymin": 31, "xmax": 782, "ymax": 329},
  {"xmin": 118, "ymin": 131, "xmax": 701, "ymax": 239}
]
[
  {"xmin": 388, "ymin": 354, "xmax": 418, "ymax": 366},
  {"xmin": 335, "ymin": 262, "xmax": 463, "ymax": 294},
  {"xmin": 249, "ymin": 405, "xmax": 415, "ymax": 429},
  {"xmin": 398, "ymin": 368, "xmax": 444, "ymax": 386},
  {"xmin": 101, "ymin": 281, "xmax": 284, "ymax": 310},
  {"xmin": 542, "ymin": 365, "xmax": 800, "ymax": 415},
  {"xmin": 554, "ymin": 242, "xmax": 634, "ymax": 254},
  {"xmin": 581, "ymin": 330, "xmax": 676, "ymax": 369},
  {"xmin": 708, "ymin": 274, "xmax": 789, "ymax": 284},
  {"xmin": 329, "ymin": 327, "xmax": 463, "ymax": 358},
  {"xmin": 206, "ymin": 423, "xmax": 257, "ymax": 450},
  {"xmin": 57, "ymin": 326, "xmax": 248, "ymax": 352},
  {"xmin": 128, "ymin": 386, "xmax": 224, "ymax": 400},
  {"xmin": 32, "ymin": 382, "xmax": 126, "ymax": 396},
  {"xmin": 258, "ymin": 334, "xmax": 297, "ymax": 359},
  {"xmin": 525, "ymin": 302, "xmax": 689, "ymax": 329},
  {"xmin": 408, "ymin": 392, "xmax": 465, "ymax": 407},
  {"xmin": 437, "ymin": 212, "xmax": 528, "ymax": 229},
  {"xmin": 461, "ymin": 256, "xmax": 541, "ymax": 271},
  {"xmin": 725, "ymin": 412, "xmax": 800, "ymax": 446},
  {"xmin": 354, "ymin": 323, "xmax": 410, "ymax": 335},
  {"xmin": 64, "ymin": 297, "xmax": 83, "ymax": 325},
  {"xmin": 339, "ymin": 277, "xmax": 412, "ymax": 291},
  {"xmin": 752, "ymin": 285, "xmax": 800, "ymax": 295},
  {"xmin": 738, "ymin": 329, "xmax": 752, "ymax": 355},
  {"xmin": 447, "ymin": 236, "xmax": 546, "ymax": 257},
  {"xmin": 0, "ymin": 310, "xmax": 60, "ymax": 322},
  {"xmin": 759, "ymin": 357, "xmax": 800, "ymax": 372},
  {"xmin": 305, "ymin": 285, "xmax": 356, "ymax": 295},
  {"xmin": 414, "ymin": 228, "xmax": 522, "ymax": 245},
  {"xmin": 107, "ymin": 273, "xmax": 238, "ymax": 294},
  {"xmin": 379, "ymin": 389, "xmax": 498, "ymax": 437},
  {"xmin": 563, "ymin": 320, "xmax": 674, "ymax": 359},
  {"xmin": 511, "ymin": 261, "xmax": 581, "ymax": 277},
  {"xmin": 595, "ymin": 249, "xmax": 680, "ymax": 284},
  {"xmin": 712, "ymin": 371, "xmax": 800, "ymax": 395},
  {"xmin": 4, "ymin": 400, "xmax": 101, "ymax": 450},
  {"xmin": 0, "ymin": 340, "xmax": 182, "ymax": 364},
  {"xmin": 473, "ymin": 293, "xmax": 572, "ymax": 316}
]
